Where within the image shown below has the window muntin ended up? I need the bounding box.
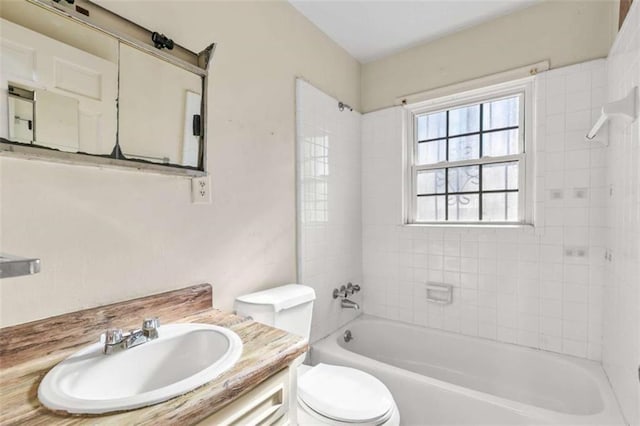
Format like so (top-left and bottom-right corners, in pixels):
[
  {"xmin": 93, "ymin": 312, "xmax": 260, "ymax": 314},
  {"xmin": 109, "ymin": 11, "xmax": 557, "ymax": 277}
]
[{"xmin": 410, "ymin": 92, "xmax": 527, "ymax": 224}]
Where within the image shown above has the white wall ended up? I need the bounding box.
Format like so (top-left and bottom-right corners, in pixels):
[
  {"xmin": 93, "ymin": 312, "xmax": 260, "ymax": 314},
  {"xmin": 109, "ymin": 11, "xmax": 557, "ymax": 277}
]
[
  {"xmin": 296, "ymin": 80, "xmax": 362, "ymax": 343},
  {"xmin": 0, "ymin": 0, "xmax": 360, "ymax": 327},
  {"xmin": 361, "ymin": 60, "xmax": 608, "ymax": 360},
  {"xmin": 603, "ymin": 1, "xmax": 640, "ymax": 423},
  {"xmin": 361, "ymin": 0, "xmax": 617, "ymax": 112}
]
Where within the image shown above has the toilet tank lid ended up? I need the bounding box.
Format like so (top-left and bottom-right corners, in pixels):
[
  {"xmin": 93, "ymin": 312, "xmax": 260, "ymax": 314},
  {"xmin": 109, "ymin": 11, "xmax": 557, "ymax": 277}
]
[{"xmin": 235, "ymin": 284, "xmax": 316, "ymax": 312}]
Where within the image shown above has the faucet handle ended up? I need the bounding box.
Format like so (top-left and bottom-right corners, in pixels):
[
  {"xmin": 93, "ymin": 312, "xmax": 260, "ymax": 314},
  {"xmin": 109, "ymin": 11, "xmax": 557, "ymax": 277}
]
[
  {"xmin": 142, "ymin": 317, "xmax": 160, "ymax": 329},
  {"xmin": 333, "ymin": 285, "xmax": 347, "ymax": 299},
  {"xmin": 103, "ymin": 328, "xmax": 123, "ymax": 345},
  {"xmin": 346, "ymin": 282, "xmax": 361, "ymax": 294},
  {"xmin": 142, "ymin": 317, "xmax": 160, "ymax": 339}
]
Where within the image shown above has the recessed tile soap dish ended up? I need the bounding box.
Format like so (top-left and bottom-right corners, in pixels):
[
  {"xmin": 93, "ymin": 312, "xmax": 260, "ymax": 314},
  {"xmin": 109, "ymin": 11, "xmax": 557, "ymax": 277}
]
[{"xmin": 425, "ymin": 283, "xmax": 453, "ymax": 305}]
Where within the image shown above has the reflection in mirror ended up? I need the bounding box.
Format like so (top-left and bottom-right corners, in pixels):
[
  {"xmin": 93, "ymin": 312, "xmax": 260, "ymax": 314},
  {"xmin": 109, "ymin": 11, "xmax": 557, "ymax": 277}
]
[
  {"xmin": 7, "ymin": 86, "xmax": 34, "ymax": 144},
  {"xmin": 35, "ymin": 89, "xmax": 79, "ymax": 152},
  {"xmin": 1, "ymin": 17, "xmax": 118, "ymax": 156},
  {"xmin": 118, "ymin": 44, "xmax": 202, "ymax": 168}
]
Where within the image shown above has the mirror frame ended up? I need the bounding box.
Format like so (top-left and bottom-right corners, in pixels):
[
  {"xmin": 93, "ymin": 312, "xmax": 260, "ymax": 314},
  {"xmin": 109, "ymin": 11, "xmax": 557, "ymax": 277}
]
[{"xmin": 0, "ymin": 0, "xmax": 215, "ymax": 177}]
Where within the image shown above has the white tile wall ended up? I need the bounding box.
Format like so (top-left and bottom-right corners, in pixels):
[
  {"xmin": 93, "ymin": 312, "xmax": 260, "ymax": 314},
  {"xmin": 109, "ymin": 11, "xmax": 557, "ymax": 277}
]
[
  {"xmin": 361, "ymin": 60, "xmax": 608, "ymax": 361},
  {"xmin": 603, "ymin": 1, "xmax": 640, "ymax": 423},
  {"xmin": 296, "ymin": 79, "xmax": 362, "ymax": 343}
]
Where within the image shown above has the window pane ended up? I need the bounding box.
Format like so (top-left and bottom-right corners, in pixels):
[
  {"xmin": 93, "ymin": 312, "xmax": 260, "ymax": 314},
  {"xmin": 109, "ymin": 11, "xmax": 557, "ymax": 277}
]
[
  {"xmin": 483, "ymin": 96, "xmax": 519, "ymax": 130},
  {"xmin": 449, "ymin": 104, "xmax": 479, "ymax": 136},
  {"xmin": 417, "ymin": 111, "xmax": 446, "ymax": 141},
  {"xmin": 417, "ymin": 195, "xmax": 446, "ymax": 221},
  {"xmin": 417, "ymin": 140, "xmax": 446, "ymax": 165},
  {"xmin": 448, "ymin": 194, "xmax": 479, "ymax": 221},
  {"xmin": 448, "ymin": 165, "xmax": 479, "ymax": 193},
  {"xmin": 417, "ymin": 169, "xmax": 446, "ymax": 194},
  {"xmin": 507, "ymin": 192, "xmax": 518, "ymax": 221},
  {"xmin": 483, "ymin": 162, "xmax": 518, "ymax": 191},
  {"xmin": 449, "ymin": 135, "xmax": 480, "ymax": 162},
  {"xmin": 483, "ymin": 129, "xmax": 519, "ymax": 157},
  {"xmin": 483, "ymin": 192, "xmax": 518, "ymax": 222}
]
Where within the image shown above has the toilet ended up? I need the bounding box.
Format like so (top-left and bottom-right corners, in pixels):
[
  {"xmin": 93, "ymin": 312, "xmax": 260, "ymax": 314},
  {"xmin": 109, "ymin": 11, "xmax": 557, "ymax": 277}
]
[{"xmin": 235, "ymin": 284, "xmax": 400, "ymax": 426}]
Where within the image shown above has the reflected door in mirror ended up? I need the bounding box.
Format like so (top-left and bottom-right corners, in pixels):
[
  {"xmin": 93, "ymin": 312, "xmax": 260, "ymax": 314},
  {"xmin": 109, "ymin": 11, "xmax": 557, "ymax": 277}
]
[{"xmin": 0, "ymin": 18, "xmax": 117, "ymax": 155}]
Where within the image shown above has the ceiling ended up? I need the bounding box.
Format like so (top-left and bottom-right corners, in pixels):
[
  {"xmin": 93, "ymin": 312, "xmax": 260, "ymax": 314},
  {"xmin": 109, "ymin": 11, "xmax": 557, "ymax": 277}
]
[{"xmin": 289, "ymin": 0, "xmax": 540, "ymax": 63}]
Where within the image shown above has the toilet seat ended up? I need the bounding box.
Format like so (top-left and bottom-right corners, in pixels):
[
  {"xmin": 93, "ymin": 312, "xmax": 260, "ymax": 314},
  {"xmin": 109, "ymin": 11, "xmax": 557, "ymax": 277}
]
[{"xmin": 298, "ymin": 364, "xmax": 394, "ymax": 424}]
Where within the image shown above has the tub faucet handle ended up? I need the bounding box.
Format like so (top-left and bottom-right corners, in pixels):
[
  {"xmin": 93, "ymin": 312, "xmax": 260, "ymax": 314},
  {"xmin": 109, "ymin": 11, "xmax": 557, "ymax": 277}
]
[
  {"xmin": 333, "ymin": 285, "xmax": 347, "ymax": 299},
  {"xmin": 346, "ymin": 282, "xmax": 361, "ymax": 294}
]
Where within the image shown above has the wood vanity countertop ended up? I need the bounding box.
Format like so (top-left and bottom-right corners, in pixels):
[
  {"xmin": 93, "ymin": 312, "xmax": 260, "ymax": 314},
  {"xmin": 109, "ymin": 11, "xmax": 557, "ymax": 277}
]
[{"xmin": 0, "ymin": 284, "xmax": 308, "ymax": 425}]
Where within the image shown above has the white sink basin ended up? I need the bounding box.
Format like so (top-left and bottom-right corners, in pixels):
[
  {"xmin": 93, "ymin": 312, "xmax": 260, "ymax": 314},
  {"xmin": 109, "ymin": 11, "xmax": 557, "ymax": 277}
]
[{"xmin": 38, "ymin": 323, "xmax": 243, "ymax": 414}]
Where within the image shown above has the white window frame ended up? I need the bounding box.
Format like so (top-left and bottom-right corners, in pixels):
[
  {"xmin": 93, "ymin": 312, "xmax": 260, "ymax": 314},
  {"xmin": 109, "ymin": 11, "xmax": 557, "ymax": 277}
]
[{"xmin": 404, "ymin": 77, "xmax": 535, "ymax": 226}]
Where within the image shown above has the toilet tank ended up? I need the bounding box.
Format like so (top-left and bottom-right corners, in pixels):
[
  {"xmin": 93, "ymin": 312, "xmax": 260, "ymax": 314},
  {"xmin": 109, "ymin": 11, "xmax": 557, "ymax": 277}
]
[{"xmin": 234, "ymin": 284, "xmax": 316, "ymax": 341}]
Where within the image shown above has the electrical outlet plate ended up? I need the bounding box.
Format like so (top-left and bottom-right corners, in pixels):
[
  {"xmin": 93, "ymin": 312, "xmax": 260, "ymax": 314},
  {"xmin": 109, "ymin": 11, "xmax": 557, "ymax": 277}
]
[{"xmin": 191, "ymin": 176, "xmax": 211, "ymax": 204}]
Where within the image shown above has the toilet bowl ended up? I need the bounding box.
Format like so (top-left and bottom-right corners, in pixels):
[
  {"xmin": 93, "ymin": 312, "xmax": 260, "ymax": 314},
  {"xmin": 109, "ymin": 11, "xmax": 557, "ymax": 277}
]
[
  {"xmin": 234, "ymin": 284, "xmax": 400, "ymax": 426},
  {"xmin": 296, "ymin": 364, "xmax": 400, "ymax": 426}
]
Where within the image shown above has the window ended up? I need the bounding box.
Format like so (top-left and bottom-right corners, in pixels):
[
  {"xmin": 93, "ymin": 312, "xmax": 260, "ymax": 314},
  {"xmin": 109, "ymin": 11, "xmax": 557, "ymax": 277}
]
[{"xmin": 406, "ymin": 79, "xmax": 533, "ymax": 224}]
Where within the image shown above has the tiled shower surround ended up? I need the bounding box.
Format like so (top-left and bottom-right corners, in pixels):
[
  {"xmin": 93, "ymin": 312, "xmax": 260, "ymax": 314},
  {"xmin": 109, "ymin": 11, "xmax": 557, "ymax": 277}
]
[
  {"xmin": 361, "ymin": 60, "xmax": 609, "ymax": 361},
  {"xmin": 296, "ymin": 79, "xmax": 363, "ymax": 343},
  {"xmin": 603, "ymin": 2, "xmax": 640, "ymax": 422}
]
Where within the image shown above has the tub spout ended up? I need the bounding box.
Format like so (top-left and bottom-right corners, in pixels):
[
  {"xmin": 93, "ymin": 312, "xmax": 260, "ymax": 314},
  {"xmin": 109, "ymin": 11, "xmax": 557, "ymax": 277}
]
[{"xmin": 341, "ymin": 298, "xmax": 359, "ymax": 310}]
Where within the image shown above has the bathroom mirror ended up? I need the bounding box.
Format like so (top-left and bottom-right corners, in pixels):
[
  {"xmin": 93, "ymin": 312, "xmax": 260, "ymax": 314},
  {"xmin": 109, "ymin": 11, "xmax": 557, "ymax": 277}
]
[
  {"xmin": 117, "ymin": 45, "xmax": 203, "ymax": 168},
  {"xmin": 0, "ymin": 0, "xmax": 214, "ymax": 176}
]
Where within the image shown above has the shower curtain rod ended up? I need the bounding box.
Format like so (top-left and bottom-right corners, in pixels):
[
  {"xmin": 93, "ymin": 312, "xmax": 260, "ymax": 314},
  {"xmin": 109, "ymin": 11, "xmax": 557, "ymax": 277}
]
[{"xmin": 338, "ymin": 101, "xmax": 353, "ymax": 112}]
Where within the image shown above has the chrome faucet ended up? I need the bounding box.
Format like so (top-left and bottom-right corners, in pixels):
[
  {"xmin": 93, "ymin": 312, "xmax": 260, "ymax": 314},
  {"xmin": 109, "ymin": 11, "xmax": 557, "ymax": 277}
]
[
  {"xmin": 341, "ymin": 299, "xmax": 360, "ymax": 310},
  {"xmin": 333, "ymin": 282, "xmax": 361, "ymax": 299},
  {"xmin": 102, "ymin": 317, "xmax": 160, "ymax": 355},
  {"xmin": 333, "ymin": 283, "xmax": 361, "ymax": 310}
]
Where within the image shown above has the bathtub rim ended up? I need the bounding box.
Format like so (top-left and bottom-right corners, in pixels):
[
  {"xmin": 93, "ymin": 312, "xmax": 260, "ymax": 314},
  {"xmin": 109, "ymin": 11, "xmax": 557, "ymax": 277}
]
[{"xmin": 310, "ymin": 314, "xmax": 625, "ymax": 425}]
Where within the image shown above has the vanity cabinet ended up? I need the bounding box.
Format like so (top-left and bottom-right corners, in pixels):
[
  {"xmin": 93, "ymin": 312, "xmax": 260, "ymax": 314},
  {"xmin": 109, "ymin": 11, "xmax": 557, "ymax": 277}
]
[{"xmin": 196, "ymin": 366, "xmax": 292, "ymax": 426}]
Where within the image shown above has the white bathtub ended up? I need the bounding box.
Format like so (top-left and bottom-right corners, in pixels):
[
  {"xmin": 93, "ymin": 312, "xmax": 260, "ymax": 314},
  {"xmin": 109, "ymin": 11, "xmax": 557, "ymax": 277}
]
[{"xmin": 310, "ymin": 315, "xmax": 624, "ymax": 425}]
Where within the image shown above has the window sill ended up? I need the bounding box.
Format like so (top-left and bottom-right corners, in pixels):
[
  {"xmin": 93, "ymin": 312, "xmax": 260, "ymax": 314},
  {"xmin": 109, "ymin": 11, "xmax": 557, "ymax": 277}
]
[{"xmin": 401, "ymin": 223, "xmax": 535, "ymax": 229}]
